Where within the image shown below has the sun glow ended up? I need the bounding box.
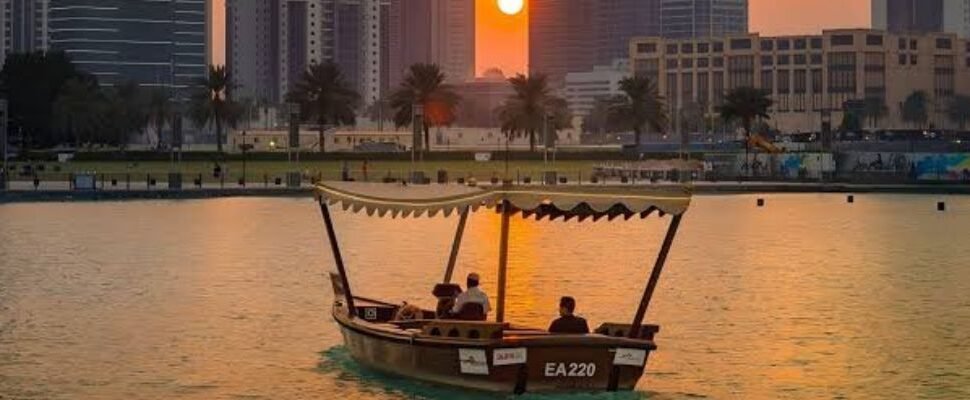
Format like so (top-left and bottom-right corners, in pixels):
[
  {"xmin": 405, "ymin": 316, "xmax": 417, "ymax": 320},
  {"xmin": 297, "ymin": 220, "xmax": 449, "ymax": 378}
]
[{"xmin": 497, "ymin": 0, "xmax": 524, "ymax": 16}]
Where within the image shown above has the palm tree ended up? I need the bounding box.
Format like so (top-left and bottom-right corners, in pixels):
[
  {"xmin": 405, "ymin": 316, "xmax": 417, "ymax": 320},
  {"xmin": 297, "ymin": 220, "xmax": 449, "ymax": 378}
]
[
  {"xmin": 287, "ymin": 62, "xmax": 359, "ymax": 152},
  {"xmin": 189, "ymin": 65, "xmax": 235, "ymax": 152},
  {"xmin": 900, "ymin": 90, "xmax": 930, "ymax": 129},
  {"xmin": 390, "ymin": 63, "xmax": 460, "ymax": 151},
  {"xmin": 609, "ymin": 75, "xmax": 669, "ymax": 148},
  {"xmin": 718, "ymin": 87, "xmax": 773, "ymax": 169},
  {"xmin": 497, "ymin": 73, "xmax": 569, "ymax": 152},
  {"xmin": 52, "ymin": 78, "xmax": 105, "ymax": 148},
  {"xmin": 946, "ymin": 94, "xmax": 970, "ymax": 130}
]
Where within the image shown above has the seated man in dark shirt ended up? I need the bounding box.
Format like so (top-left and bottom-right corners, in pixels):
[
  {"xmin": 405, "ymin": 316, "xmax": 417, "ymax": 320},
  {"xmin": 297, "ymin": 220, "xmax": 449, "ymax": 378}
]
[{"xmin": 548, "ymin": 296, "xmax": 590, "ymax": 334}]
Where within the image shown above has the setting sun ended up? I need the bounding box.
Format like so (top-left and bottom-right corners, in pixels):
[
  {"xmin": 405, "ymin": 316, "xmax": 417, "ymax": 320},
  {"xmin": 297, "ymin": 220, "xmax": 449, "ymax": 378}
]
[{"xmin": 497, "ymin": 0, "xmax": 524, "ymax": 15}]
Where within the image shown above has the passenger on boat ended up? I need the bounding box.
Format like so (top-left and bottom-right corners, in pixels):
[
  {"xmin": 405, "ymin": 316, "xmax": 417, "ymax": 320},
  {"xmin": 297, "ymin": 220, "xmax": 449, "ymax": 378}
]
[
  {"xmin": 451, "ymin": 273, "xmax": 491, "ymax": 320},
  {"xmin": 548, "ymin": 296, "xmax": 590, "ymax": 334}
]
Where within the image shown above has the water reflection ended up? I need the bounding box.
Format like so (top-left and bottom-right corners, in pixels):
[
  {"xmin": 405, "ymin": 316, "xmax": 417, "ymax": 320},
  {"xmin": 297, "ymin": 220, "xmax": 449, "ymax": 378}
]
[{"xmin": 1, "ymin": 195, "xmax": 969, "ymax": 399}]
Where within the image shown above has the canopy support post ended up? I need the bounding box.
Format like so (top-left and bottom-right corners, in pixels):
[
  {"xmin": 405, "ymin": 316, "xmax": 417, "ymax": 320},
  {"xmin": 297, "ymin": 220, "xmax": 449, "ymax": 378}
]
[
  {"xmin": 496, "ymin": 200, "xmax": 511, "ymax": 323},
  {"xmin": 629, "ymin": 214, "xmax": 683, "ymax": 338},
  {"xmin": 443, "ymin": 206, "xmax": 471, "ymax": 284},
  {"xmin": 319, "ymin": 199, "xmax": 356, "ymax": 318}
]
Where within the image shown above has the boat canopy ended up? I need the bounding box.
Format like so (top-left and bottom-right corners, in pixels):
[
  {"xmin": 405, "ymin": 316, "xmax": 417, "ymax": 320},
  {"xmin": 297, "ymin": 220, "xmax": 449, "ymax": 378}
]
[{"xmin": 314, "ymin": 182, "xmax": 691, "ymax": 220}]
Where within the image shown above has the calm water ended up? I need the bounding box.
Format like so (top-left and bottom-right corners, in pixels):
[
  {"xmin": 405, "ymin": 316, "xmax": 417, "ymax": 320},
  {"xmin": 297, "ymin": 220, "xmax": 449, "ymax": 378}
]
[{"xmin": 1, "ymin": 194, "xmax": 969, "ymax": 399}]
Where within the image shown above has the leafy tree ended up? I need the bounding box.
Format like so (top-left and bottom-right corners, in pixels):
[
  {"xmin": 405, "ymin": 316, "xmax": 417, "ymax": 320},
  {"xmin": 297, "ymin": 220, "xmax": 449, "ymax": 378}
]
[
  {"xmin": 287, "ymin": 62, "xmax": 359, "ymax": 152},
  {"xmin": 52, "ymin": 78, "xmax": 105, "ymax": 148},
  {"xmin": 946, "ymin": 94, "xmax": 970, "ymax": 130},
  {"xmin": 389, "ymin": 63, "xmax": 459, "ymax": 151},
  {"xmin": 189, "ymin": 65, "xmax": 237, "ymax": 153},
  {"xmin": 101, "ymin": 82, "xmax": 150, "ymax": 149},
  {"xmin": 609, "ymin": 75, "xmax": 669, "ymax": 147},
  {"xmin": 718, "ymin": 87, "xmax": 773, "ymax": 168},
  {"xmin": 0, "ymin": 51, "xmax": 88, "ymax": 149},
  {"xmin": 900, "ymin": 90, "xmax": 930, "ymax": 129},
  {"xmin": 497, "ymin": 73, "xmax": 569, "ymax": 151}
]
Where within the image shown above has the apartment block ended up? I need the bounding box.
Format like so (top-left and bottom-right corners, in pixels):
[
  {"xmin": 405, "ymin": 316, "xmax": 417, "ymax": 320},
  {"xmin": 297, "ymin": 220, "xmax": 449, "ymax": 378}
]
[{"xmin": 630, "ymin": 29, "xmax": 970, "ymax": 133}]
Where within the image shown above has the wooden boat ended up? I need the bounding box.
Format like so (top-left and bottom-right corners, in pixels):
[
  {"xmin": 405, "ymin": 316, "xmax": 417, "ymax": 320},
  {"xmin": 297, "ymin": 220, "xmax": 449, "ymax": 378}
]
[{"xmin": 315, "ymin": 181, "xmax": 692, "ymax": 394}]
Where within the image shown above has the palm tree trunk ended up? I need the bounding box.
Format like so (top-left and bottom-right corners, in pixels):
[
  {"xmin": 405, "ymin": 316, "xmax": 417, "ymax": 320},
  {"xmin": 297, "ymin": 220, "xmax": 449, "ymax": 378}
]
[
  {"xmin": 216, "ymin": 118, "xmax": 223, "ymax": 153},
  {"xmin": 529, "ymin": 130, "xmax": 536, "ymax": 152},
  {"xmin": 634, "ymin": 126, "xmax": 642, "ymax": 148},
  {"xmin": 423, "ymin": 123, "xmax": 430, "ymax": 154},
  {"xmin": 318, "ymin": 119, "xmax": 326, "ymax": 153}
]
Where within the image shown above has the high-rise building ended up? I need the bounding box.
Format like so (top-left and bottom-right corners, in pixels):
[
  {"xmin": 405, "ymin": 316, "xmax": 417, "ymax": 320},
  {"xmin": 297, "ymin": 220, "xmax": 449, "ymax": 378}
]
[
  {"xmin": 660, "ymin": 0, "xmax": 748, "ymax": 39},
  {"xmin": 595, "ymin": 0, "xmax": 662, "ymax": 65},
  {"xmin": 227, "ymin": 0, "xmax": 280, "ymax": 103},
  {"xmin": 430, "ymin": 0, "xmax": 474, "ymax": 83},
  {"xmin": 528, "ymin": 0, "xmax": 597, "ymax": 86},
  {"xmin": 872, "ymin": 0, "xmax": 970, "ymax": 38},
  {"xmin": 228, "ymin": 0, "xmax": 382, "ymax": 106},
  {"xmin": 47, "ymin": 0, "xmax": 209, "ymax": 91},
  {"xmin": 387, "ymin": 0, "xmax": 474, "ymax": 86},
  {"xmin": 530, "ymin": 0, "xmax": 661, "ymax": 86},
  {"xmin": 1, "ymin": 0, "xmax": 50, "ymax": 67}
]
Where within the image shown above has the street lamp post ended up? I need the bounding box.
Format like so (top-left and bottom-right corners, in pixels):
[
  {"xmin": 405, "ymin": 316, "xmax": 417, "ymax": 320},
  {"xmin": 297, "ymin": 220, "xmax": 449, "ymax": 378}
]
[
  {"xmin": 411, "ymin": 104, "xmax": 424, "ymax": 182},
  {"xmin": 1, "ymin": 99, "xmax": 8, "ymax": 191}
]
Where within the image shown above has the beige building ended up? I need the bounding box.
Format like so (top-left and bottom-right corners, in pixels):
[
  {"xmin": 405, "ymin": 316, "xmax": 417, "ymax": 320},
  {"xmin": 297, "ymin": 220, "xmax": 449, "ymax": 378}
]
[{"xmin": 629, "ymin": 29, "xmax": 970, "ymax": 133}]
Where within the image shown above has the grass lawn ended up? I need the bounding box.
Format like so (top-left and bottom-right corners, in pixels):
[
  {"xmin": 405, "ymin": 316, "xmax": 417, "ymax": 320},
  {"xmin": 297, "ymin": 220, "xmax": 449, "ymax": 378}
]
[{"xmin": 9, "ymin": 159, "xmax": 605, "ymax": 183}]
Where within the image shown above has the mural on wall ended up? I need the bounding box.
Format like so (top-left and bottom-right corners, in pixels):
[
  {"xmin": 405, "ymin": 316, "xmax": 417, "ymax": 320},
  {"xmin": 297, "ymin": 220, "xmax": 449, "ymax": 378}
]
[{"xmin": 842, "ymin": 153, "xmax": 970, "ymax": 181}]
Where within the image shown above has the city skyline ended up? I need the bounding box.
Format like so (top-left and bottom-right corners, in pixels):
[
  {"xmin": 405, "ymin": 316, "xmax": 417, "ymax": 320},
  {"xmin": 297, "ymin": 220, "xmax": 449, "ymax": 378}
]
[{"xmin": 210, "ymin": 0, "xmax": 871, "ymax": 77}]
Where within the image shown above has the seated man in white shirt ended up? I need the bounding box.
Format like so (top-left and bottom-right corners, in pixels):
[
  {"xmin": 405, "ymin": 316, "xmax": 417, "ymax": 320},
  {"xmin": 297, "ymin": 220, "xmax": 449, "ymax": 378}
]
[{"xmin": 451, "ymin": 273, "xmax": 491, "ymax": 320}]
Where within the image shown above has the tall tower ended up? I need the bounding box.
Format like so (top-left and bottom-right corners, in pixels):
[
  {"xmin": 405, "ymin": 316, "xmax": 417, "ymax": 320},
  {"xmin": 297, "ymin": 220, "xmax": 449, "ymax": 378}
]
[
  {"xmin": 660, "ymin": 0, "xmax": 749, "ymax": 39},
  {"xmin": 431, "ymin": 0, "xmax": 475, "ymax": 83},
  {"xmin": 872, "ymin": 0, "xmax": 970, "ymax": 37},
  {"xmin": 1, "ymin": 0, "xmax": 49, "ymax": 67},
  {"xmin": 359, "ymin": 0, "xmax": 381, "ymax": 105},
  {"xmin": 530, "ymin": 0, "xmax": 659, "ymax": 86},
  {"xmin": 48, "ymin": 0, "xmax": 207, "ymax": 90},
  {"xmin": 227, "ymin": 0, "xmax": 280, "ymax": 103}
]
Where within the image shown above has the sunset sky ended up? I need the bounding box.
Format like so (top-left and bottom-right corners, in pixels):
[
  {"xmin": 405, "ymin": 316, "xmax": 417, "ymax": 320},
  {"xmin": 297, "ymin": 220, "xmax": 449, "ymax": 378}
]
[{"xmin": 211, "ymin": 0, "xmax": 872, "ymax": 77}]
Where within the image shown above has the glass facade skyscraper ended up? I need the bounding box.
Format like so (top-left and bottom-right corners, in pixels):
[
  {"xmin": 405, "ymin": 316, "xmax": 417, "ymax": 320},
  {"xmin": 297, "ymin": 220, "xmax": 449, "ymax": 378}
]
[
  {"xmin": 48, "ymin": 0, "xmax": 209, "ymax": 91},
  {"xmin": 661, "ymin": 0, "xmax": 748, "ymax": 39}
]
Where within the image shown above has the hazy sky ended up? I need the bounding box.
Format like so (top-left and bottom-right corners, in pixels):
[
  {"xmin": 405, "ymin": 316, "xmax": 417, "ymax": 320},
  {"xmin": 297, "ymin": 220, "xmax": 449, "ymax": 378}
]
[{"xmin": 211, "ymin": 0, "xmax": 873, "ymax": 76}]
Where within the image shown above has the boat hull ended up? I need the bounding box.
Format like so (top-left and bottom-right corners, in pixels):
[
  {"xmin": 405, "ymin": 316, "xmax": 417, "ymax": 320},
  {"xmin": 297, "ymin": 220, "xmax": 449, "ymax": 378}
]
[{"xmin": 334, "ymin": 309, "xmax": 654, "ymax": 393}]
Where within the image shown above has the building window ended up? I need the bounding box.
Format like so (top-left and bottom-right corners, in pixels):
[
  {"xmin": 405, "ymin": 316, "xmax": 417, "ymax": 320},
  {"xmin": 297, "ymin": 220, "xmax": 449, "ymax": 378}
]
[
  {"xmin": 638, "ymin": 43, "xmax": 657, "ymax": 53},
  {"xmin": 936, "ymin": 38, "xmax": 952, "ymax": 49},
  {"xmin": 794, "ymin": 69, "xmax": 807, "ymax": 94},
  {"xmin": 866, "ymin": 35, "xmax": 884, "ymax": 46},
  {"xmin": 794, "ymin": 54, "xmax": 806, "ymax": 65},
  {"xmin": 899, "ymin": 38, "xmax": 907, "ymax": 50},
  {"xmin": 667, "ymin": 59, "xmax": 678, "ymax": 69},
  {"xmin": 681, "ymin": 43, "xmax": 694, "ymax": 54},
  {"xmin": 667, "ymin": 44, "xmax": 678, "ymax": 54},
  {"xmin": 910, "ymin": 39, "xmax": 918, "ymax": 50},
  {"xmin": 777, "ymin": 39, "xmax": 790, "ymax": 51},
  {"xmin": 761, "ymin": 70, "xmax": 773, "ymax": 93},
  {"xmin": 761, "ymin": 55, "xmax": 773, "ymax": 66},
  {"xmin": 811, "ymin": 54, "xmax": 823, "ymax": 65},
  {"xmin": 697, "ymin": 43, "xmax": 710, "ymax": 53},
  {"xmin": 899, "ymin": 54, "xmax": 908, "ymax": 65},
  {"xmin": 911, "ymin": 54, "xmax": 918, "ymax": 65},
  {"xmin": 811, "ymin": 38, "xmax": 823, "ymax": 49},
  {"xmin": 682, "ymin": 58, "xmax": 694, "ymax": 68},
  {"xmin": 778, "ymin": 55, "xmax": 790, "ymax": 65},
  {"xmin": 760, "ymin": 40, "xmax": 773, "ymax": 51},
  {"xmin": 698, "ymin": 58, "xmax": 710, "ymax": 68},
  {"xmin": 713, "ymin": 42, "xmax": 724, "ymax": 53},
  {"xmin": 713, "ymin": 57, "xmax": 724, "ymax": 68},
  {"xmin": 831, "ymin": 35, "xmax": 854, "ymax": 46},
  {"xmin": 730, "ymin": 38, "xmax": 752, "ymax": 50},
  {"xmin": 794, "ymin": 38, "xmax": 807, "ymax": 50}
]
